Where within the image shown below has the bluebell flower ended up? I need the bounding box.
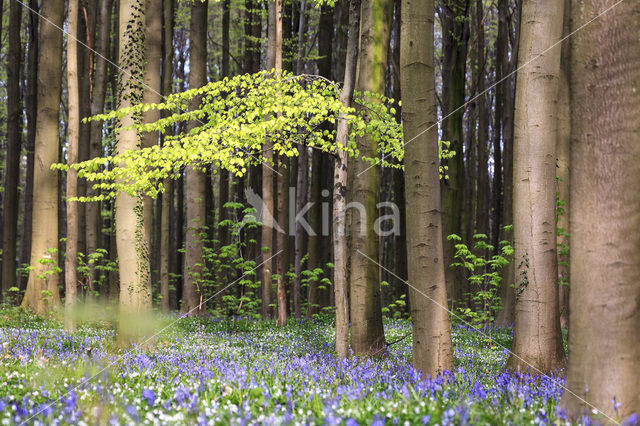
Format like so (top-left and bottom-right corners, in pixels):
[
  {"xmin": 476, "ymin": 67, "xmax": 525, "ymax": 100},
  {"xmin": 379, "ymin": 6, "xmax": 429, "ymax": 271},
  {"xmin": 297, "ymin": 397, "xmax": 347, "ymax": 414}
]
[{"xmin": 142, "ymin": 389, "xmax": 156, "ymax": 406}]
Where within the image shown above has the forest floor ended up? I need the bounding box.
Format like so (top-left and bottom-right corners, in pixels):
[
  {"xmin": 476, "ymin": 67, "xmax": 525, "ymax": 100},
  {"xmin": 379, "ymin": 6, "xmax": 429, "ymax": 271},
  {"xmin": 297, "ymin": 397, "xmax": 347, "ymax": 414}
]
[{"xmin": 0, "ymin": 308, "xmax": 574, "ymax": 425}]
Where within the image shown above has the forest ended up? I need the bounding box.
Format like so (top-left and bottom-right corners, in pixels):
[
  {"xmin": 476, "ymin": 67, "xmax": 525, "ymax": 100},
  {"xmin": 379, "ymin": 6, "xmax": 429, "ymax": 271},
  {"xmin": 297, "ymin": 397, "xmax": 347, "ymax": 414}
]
[{"xmin": 0, "ymin": 0, "xmax": 637, "ymax": 424}]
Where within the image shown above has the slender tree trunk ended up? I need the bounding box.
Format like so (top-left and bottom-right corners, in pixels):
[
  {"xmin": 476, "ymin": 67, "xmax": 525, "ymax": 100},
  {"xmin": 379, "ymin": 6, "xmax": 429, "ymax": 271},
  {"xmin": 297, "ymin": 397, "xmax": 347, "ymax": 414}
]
[
  {"xmin": 216, "ymin": 0, "xmax": 231, "ymax": 308},
  {"xmin": 86, "ymin": 0, "xmax": 113, "ymax": 297},
  {"xmin": 507, "ymin": 0, "xmax": 565, "ymax": 374},
  {"xmin": 1, "ymin": 0, "xmax": 22, "ymax": 298},
  {"xmin": 65, "ymin": 0, "xmax": 81, "ymax": 331},
  {"xmin": 21, "ymin": 0, "xmax": 64, "ymax": 315},
  {"xmin": 334, "ymin": 0, "xmax": 361, "ymax": 359},
  {"xmin": 347, "ymin": 0, "xmax": 391, "ymax": 356},
  {"xmin": 115, "ymin": 0, "xmax": 151, "ymax": 316},
  {"xmin": 262, "ymin": 0, "xmax": 283, "ymax": 320},
  {"xmin": 306, "ymin": 2, "xmax": 334, "ymax": 318},
  {"xmin": 440, "ymin": 0, "xmax": 469, "ymax": 304},
  {"xmin": 141, "ymin": 0, "xmax": 162, "ymax": 306},
  {"xmin": 290, "ymin": 0, "xmax": 309, "ymax": 319},
  {"xmin": 401, "ymin": 0, "xmax": 454, "ymax": 376},
  {"xmin": 159, "ymin": 0, "xmax": 175, "ymax": 312},
  {"xmin": 556, "ymin": 0, "xmax": 570, "ymax": 331},
  {"xmin": 473, "ymin": 0, "xmax": 489, "ymax": 236},
  {"xmin": 182, "ymin": 0, "xmax": 208, "ymax": 315},
  {"xmin": 276, "ymin": 159, "xmax": 289, "ymax": 326},
  {"xmin": 495, "ymin": 0, "xmax": 519, "ymax": 326},
  {"xmin": 560, "ymin": 1, "xmax": 640, "ymax": 421},
  {"xmin": 20, "ymin": 0, "xmax": 39, "ymax": 293}
]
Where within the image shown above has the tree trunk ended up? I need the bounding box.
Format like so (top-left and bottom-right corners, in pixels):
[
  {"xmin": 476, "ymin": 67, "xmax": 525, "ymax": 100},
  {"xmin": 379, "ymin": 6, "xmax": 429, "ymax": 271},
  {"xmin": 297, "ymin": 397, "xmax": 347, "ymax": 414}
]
[
  {"xmin": 347, "ymin": 0, "xmax": 391, "ymax": 356},
  {"xmin": 182, "ymin": 0, "xmax": 208, "ymax": 315},
  {"xmin": 440, "ymin": 0, "xmax": 469, "ymax": 305},
  {"xmin": 86, "ymin": 0, "xmax": 113, "ymax": 297},
  {"xmin": 401, "ymin": 0, "xmax": 454, "ymax": 376},
  {"xmin": 65, "ymin": 0, "xmax": 81, "ymax": 331},
  {"xmin": 159, "ymin": 0, "xmax": 175, "ymax": 312},
  {"xmin": 560, "ymin": 0, "xmax": 640, "ymax": 421},
  {"xmin": 507, "ymin": 0, "xmax": 565, "ymax": 374},
  {"xmin": 473, "ymin": 0, "xmax": 489, "ymax": 236},
  {"xmin": 306, "ymin": 2, "xmax": 334, "ymax": 318},
  {"xmin": 115, "ymin": 0, "xmax": 151, "ymax": 317},
  {"xmin": 261, "ymin": 0, "xmax": 283, "ymax": 319},
  {"xmin": 1, "ymin": 0, "xmax": 22, "ymax": 298},
  {"xmin": 21, "ymin": 0, "xmax": 64, "ymax": 315},
  {"xmin": 20, "ymin": 0, "xmax": 39, "ymax": 293},
  {"xmin": 141, "ymin": 0, "xmax": 162, "ymax": 306},
  {"xmin": 556, "ymin": 0, "xmax": 570, "ymax": 332},
  {"xmin": 334, "ymin": 0, "xmax": 361, "ymax": 359}
]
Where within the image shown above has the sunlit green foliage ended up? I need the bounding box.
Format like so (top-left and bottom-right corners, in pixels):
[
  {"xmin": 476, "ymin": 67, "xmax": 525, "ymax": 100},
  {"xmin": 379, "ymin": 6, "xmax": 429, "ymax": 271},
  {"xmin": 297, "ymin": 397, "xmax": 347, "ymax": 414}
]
[{"xmin": 54, "ymin": 71, "xmax": 403, "ymax": 201}]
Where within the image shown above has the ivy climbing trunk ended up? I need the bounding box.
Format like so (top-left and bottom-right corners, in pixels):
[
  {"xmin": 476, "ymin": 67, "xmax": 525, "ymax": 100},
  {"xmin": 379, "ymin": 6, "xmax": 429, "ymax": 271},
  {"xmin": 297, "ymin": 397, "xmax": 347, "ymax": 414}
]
[
  {"xmin": 65, "ymin": 0, "xmax": 81, "ymax": 331},
  {"xmin": 400, "ymin": 0, "xmax": 454, "ymax": 376},
  {"xmin": 333, "ymin": 0, "xmax": 361, "ymax": 359},
  {"xmin": 1, "ymin": 0, "xmax": 22, "ymax": 297},
  {"xmin": 182, "ymin": 0, "xmax": 208, "ymax": 315},
  {"xmin": 21, "ymin": 0, "xmax": 64, "ymax": 315},
  {"xmin": 507, "ymin": 0, "xmax": 565, "ymax": 374},
  {"xmin": 560, "ymin": 0, "xmax": 640, "ymax": 421},
  {"xmin": 115, "ymin": 0, "xmax": 151, "ymax": 317},
  {"xmin": 347, "ymin": 0, "xmax": 391, "ymax": 356}
]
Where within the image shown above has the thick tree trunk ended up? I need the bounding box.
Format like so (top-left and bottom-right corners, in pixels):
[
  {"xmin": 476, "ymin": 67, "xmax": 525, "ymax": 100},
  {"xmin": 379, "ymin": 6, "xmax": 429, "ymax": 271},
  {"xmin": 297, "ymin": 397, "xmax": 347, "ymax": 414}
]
[
  {"xmin": 182, "ymin": 0, "xmax": 208, "ymax": 315},
  {"xmin": 66, "ymin": 0, "xmax": 81, "ymax": 331},
  {"xmin": 21, "ymin": 0, "xmax": 64, "ymax": 315},
  {"xmin": 560, "ymin": 1, "xmax": 640, "ymax": 421},
  {"xmin": 334, "ymin": 0, "xmax": 361, "ymax": 359},
  {"xmin": 1, "ymin": 1, "xmax": 22, "ymax": 298},
  {"xmin": 507, "ymin": 0, "xmax": 565, "ymax": 374},
  {"xmin": 347, "ymin": 0, "xmax": 392, "ymax": 356},
  {"xmin": 86, "ymin": 0, "xmax": 113, "ymax": 297},
  {"xmin": 115, "ymin": 0, "xmax": 151, "ymax": 316},
  {"xmin": 401, "ymin": 0, "xmax": 454, "ymax": 376}
]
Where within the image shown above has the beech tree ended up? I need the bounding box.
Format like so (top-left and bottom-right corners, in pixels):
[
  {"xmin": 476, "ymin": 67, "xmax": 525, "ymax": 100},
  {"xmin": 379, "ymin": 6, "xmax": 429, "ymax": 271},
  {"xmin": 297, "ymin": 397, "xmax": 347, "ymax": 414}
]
[
  {"xmin": 182, "ymin": 0, "xmax": 208, "ymax": 315},
  {"xmin": 65, "ymin": 0, "xmax": 81, "ymax": 330},
  {"xmin": 1, "ymin": 0, "xmax": 22, "ymax": 297},
  {"xmin": 115, "ymin": 0, "xmax": 151, "ymax": 314},
  {"xmin": 400, "ymin": 0, "xmax": 454, "ymax": 376},
  {"xmin": 507, "ymin": 0, "xmax": 565, "ymax": 374},
  {"xmin": 21, "ymin": 0, "xmax": 65, "ymax": 315},
  {"xmin": 347, "ymin": 0, "xmax": 392, "ymax": 356},
  {"xmin": 560, "ymin": 0, "xmax": 640, "ymax": 421}
]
